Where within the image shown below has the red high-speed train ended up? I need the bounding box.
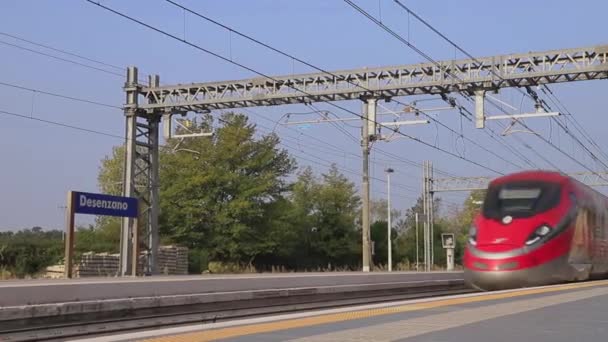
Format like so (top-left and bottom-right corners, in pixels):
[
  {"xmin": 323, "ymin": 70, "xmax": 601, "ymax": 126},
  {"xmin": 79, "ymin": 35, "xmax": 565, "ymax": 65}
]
[{"xmin": 464, "ymin": 170, "xmax": 608, "ymax": 290}]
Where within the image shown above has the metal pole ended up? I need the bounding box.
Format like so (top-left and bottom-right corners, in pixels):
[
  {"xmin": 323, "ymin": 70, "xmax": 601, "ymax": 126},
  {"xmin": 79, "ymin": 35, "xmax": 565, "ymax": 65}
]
[
  {"xmin": 415, "ymin": 212, "xmax": 419, "ymax": 271},
  {"xmin": 427, "ymin": 161, "xmax": 435, "ymax": 269},
  {"xmin": 148, "ymin": 75, "xmax": 160, "ymax": 275},
  {"xmin": 422, "ymin": 161, "xmax": 426, "ymax": 271},
  {"xmin": 423, "ymin": 161, "xmax": 431, "ymax": 272},
  {"xmin": 120, "ymin": 66, "xmax": 138, "ymax": 276},
  {"xmin": 387, "ymin": 170, "xmax": 392, "ymax": 272},
  {"xmin": 361, "ymin": 100, "xmax": 371, "ymax": 272}
]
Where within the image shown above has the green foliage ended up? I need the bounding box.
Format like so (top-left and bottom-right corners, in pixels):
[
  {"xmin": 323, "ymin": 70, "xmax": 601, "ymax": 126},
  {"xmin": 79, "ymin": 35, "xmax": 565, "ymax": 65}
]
[
  {"xmin": 188, "ymin": 248, "xmax": 209, "ymax": 274},
  {"xmin": 160, "ymin": 113, "xmax": 296, "ymax": 264},
  {"xmin": 88, "ymin": 109, "xmax": 486, "ymax": 274},
  {"xmin": 370, "ymin": 220, "xmax": 397, "ymax": 267},
  {"xmin": 98, "ymin": 145, "xmax": 124, "ymax": 196},
  {"xmin": 0, "ymin": 228, "xmax": 64, "ymax": 278},
  {"xmin": 75, "ymin": 220, "xmax": 121, "ymax": 255},
  {"xmin": 283, "ymin": 166, "xmax": 362, "ymax": 270}
]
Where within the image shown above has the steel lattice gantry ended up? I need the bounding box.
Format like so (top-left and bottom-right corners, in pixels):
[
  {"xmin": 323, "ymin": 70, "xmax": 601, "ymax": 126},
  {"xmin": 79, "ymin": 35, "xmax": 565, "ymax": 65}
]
[
  {"xmin": 137, "ymin": 45, "xmax": 608, "ymax": 112},
  {"xmin": 122, "ymin": 44, "xmax": 608, "ymax": 275}
]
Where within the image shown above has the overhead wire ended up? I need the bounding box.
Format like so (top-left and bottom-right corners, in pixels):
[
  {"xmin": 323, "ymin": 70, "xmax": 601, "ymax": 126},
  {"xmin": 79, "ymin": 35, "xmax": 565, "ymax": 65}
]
[
  {"xmin": 162, "ymin": 0, "xmax": 521, "ymax": 174},
  {"xmin": 0, "ymin": 108, "xmax": 124, "ymax": 140},
  {"xmin": 0, "ymin": 39, "xmax": 125, "ymax": 78},
  {"xmin": 0, "ymin": 32, "xmax": 150, "ymax": 83},
  {"xmin": 523, "ymin": 87, "xmax": 608, "ymax": 171},
  {"xmin": 0, "ymin": 81, "xmax": 122, "ymax": 109},
  {"xmin": 347, "ymin": 0, "xmax": 608, "ymax": 180},
  {"xmin": 453, "ymin": 100, "xmax": 539, "ymax": 168},
  {"xmin": 243, "ymin": 107, "xmax": 453, "ymax": 180},
  {"xmin": 85, "ymin": 0, "xmax": 504, "ymax": 175},
  {"xmin": 541, "ymin": 85, "xmax": 608, "ymax": 163},
  {"xmin": 218, "ymin": 117, "xmax": 428, "ymax": 201},
  {"xmin": 390, "ymin": 0, "xmax": 608, "ymax": 173},
  {"xmin": 0, "ymin": 31, "xmax": 125, "ymax": 72}
]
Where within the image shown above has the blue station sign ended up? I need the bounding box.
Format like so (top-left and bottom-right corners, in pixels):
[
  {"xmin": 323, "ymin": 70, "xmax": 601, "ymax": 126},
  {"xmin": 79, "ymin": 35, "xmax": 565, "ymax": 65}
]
[{"xmin": 73, "ymin": 191, "xmax": 138, "ymax": 218}]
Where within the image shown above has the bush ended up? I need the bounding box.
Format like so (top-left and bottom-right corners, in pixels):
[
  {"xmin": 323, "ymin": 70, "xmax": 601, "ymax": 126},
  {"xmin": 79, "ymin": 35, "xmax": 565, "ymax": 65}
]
[
  {"xmin": 0, "ymin": 228, "xmax": 63, "ymax": 278},
  {"xmin": 188, "ymin": 248, "xmax": 209, "ymax": 274}
]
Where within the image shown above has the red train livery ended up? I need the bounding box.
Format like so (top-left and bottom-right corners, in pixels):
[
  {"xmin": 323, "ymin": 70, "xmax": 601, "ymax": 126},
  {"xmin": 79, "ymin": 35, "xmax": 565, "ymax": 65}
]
[{"xmin": 464, "ymin": 170, "xmax": 608, "ymax": 290}]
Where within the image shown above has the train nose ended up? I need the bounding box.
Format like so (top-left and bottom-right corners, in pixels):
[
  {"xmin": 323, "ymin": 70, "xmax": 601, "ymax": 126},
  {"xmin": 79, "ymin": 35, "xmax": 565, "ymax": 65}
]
[
  {"xmin": 464, "ymin": 255, "xmax": 571, "ymax": 291},
  {"xmin": 465, "ymin": 267, "xmax": 527, "ymax": 291}
]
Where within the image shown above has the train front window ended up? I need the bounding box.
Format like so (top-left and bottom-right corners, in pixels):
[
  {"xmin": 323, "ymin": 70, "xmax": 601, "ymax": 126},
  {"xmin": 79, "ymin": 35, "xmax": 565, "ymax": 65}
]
[
  {"xmin": 483, "ymin": 181, "xmax": 562, "ymax": 219},
  {"xmin": 498, "ymin": 188, "xmax": 541, "ymax": 211}
]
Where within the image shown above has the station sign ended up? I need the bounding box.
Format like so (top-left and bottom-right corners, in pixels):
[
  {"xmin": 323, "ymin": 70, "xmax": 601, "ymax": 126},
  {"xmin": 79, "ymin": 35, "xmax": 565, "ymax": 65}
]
[
  {"xmin": 73, "ymin": 191, "xmax": 138, "ymax": 218},
  {"xmin": 64, "ymin": 191, "xmax": 139, "ymax": 279}
]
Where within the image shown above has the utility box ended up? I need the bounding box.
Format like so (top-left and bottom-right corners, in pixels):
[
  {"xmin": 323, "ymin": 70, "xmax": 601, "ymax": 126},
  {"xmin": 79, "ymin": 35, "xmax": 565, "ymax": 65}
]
[{"xmin": 441, "ymin": 233, "xmax": 455, "ymax": 271}]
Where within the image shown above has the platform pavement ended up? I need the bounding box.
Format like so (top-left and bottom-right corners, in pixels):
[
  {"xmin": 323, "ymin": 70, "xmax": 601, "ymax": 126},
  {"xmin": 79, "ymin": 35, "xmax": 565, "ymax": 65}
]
[{"xmin": 84, "ymin": 279, "xmax": 608, "ymax": 342}]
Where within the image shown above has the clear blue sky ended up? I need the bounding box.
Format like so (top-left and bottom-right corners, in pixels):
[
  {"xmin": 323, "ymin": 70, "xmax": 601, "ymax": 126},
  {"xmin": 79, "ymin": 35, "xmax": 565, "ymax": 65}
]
[{"xmin": 1, "ymin": 0, "xmax": 607, "ymax": 230}]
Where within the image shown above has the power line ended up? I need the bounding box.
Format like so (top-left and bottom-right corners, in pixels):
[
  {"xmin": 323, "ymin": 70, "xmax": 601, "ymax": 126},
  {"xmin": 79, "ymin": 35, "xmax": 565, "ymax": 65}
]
[
  {"xmin": 347, "ymin": 0, "xmax": 608, "ymax": 181},
  {"xmin": 390, "ymin": 0, "xmax": 608, "ymax": 173},
  {"xmin": 0, "ymin": 34, "xmax": 151, "ymax": 84},
  {"xmin": 163, "ymin": 0, "xmax": 522, "ymax": 172},
  {"xmin": 0, "ymin": 108, "xmax": 124, "ymax": 140},
  {"xmin": 0, "ymin": 39, "xmax": 124, "ymax": 78},
  {"xmin": 0, "ymin": 103, "xmax": 416, "ymax": 197},
  {"xmin": 253, "ymin": 123, "xmax": 420, "ymax": 193},
  {"xmin": 243, "ymin": 107, "xmax": 451, "ymax": 179},
  {"xmin": 163, "ymin": 0, "xmax": 520, "ymax": 174},
  {"xmin": 454, "ymin": 100, "xmax": 539, "ymax": 168},
  {"xmin": 276, "ymin": 138, "xmax": 420, "ymax": 193},
  {"xmin": 523, "ymin": 86, "xmax": 608, "ymax": 171},
  {"xmin": 540, "ymin": 85, "xmax": 608, "ymax": 163},
  {"xmin": 0, "ymin": 31, "xmax": 125, "ymax": 72},
  {"xmin": 86, "ymin": 0, "xmax": 504, "ymax": 176},
  {"xmin": 340, "ymin": 1, "xmax": 529, "ymax": 170},
  {"xmin": 0, "ymin": 81, "xmax": 122, "ymax": 109}
]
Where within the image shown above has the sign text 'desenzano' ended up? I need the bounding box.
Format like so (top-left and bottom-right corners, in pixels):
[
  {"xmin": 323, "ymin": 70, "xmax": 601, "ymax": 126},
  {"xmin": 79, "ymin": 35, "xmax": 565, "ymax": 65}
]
[{"xmin": 73, "ymin": 191, "xmax": 138, "ymax": 218}]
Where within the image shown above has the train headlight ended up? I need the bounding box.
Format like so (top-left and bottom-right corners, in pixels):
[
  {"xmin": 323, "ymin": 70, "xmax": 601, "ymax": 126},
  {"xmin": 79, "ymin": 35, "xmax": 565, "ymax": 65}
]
[
  {"xmin": 525, "ymin": 224, "xmax": 552, "ymax": 246},
  {"xmin": 468, "ymin": 226, "xmax": 477, "ymax": 246}
]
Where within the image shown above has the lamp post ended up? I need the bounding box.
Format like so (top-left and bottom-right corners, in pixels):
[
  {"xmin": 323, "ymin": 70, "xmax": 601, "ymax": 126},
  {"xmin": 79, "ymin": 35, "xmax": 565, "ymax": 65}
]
[
  {"xmin": 415, "ymin": 212, "xmax": 419, "ymax": 271},
  {"xmin": 385, "ymin": 167, "xmax": 394, "ymax": 272}
]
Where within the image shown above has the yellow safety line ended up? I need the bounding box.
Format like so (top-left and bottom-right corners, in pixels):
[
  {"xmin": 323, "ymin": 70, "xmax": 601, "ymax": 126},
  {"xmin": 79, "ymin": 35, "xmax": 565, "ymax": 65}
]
[{"xmin": 143, "ymin": 280, "xmax": 608, "ymax": 342}]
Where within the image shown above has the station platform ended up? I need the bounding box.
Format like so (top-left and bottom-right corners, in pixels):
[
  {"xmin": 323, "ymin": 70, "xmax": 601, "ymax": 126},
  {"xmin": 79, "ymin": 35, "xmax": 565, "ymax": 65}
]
[
  {"xmin": 0, "ymin": 271, "xmax": 461, "ymax": 306},
  {"xmin": 85, "ymin": 279, "xmax": 608, "ymax": 342}
]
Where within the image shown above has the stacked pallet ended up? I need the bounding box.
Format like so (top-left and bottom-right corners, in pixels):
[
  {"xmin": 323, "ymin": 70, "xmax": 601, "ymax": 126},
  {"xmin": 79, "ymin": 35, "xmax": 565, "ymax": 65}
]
[
  {"xmin": 75, "ymin": 252, "xmax": 120, "ymax": 277},
  {"xmin": 44, "ymin": 265, "xmax": 65, "ymax": 278},
  {"xmin": 44, "ymin": 246, "xmax": 189, "ymax": 277},
  {"xmin": 157, "ymin": 245, "xmax": 189, "ymax": 275}
]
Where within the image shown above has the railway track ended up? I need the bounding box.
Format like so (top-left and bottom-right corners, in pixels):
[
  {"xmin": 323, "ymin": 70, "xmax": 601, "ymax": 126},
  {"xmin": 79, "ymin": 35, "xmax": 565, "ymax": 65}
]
[{"xmin": 1, "ymin": 284, "xmax": 473, "ymax": 341}]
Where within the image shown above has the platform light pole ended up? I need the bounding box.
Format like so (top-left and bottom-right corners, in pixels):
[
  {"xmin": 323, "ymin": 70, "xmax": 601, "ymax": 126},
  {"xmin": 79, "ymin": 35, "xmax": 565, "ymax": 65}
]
[
  {"xmin": 415, "ymin": 212, "xmax": 419, "ymax": 271},
  {"xmin": 385, "ymin": 167, "xmax": 394, "ymax": 272}
]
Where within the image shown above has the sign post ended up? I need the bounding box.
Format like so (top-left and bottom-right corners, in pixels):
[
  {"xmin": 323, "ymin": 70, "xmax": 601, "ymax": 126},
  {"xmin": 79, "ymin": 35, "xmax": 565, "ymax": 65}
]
[
  {"xmin": 64, "ymin": 192, "xmax": 76, "ymax": 278},
  {"xmin": 64, "ymin": 191, "xmax": 139, "ymax": 278},
  {"xmin": 441, "ymin": 233, "xmax": 455, "ymax": 271}
]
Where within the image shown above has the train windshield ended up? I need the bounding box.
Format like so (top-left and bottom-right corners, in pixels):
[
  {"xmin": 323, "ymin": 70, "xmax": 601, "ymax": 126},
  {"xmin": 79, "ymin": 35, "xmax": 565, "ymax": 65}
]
[{"xmin": 482, "ymin": 180, "xmax": 562, "ymax": 219}]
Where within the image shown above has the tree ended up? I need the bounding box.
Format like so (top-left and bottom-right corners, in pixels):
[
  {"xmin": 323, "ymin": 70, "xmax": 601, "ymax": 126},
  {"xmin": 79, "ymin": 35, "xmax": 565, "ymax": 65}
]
[
  {"xmin": 370, "ymin": 220, "xmax": 398, "ymax": 268},
  {"xmin": 92, "ymin": 144, "xmax": 125, "ymax": 250},
  {"xmin": 98, "ymin": 145, "xmax": 124, "ymax": 196},
  {"xmin": 96, "ymin": 113, "xmax": 297, "ymax": 271},
  {"xmin": 286, "ymin": 166, "xmax": 361, "ymax": 270},
  {"xmin": 160, "ymin": 113, "xmax": 296, "ymax": 265},
  {"xmin": 370, "ymin": 199, "xmax": 401, "ymax": 224},
  {"xmin": 393, "ymin": 195, "xmax": 443, "ymax": 269}
]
